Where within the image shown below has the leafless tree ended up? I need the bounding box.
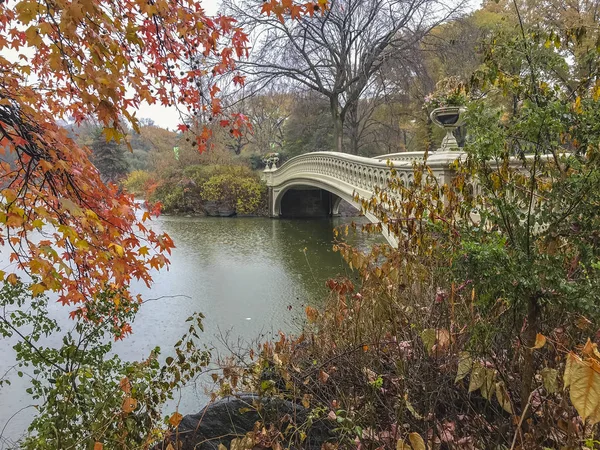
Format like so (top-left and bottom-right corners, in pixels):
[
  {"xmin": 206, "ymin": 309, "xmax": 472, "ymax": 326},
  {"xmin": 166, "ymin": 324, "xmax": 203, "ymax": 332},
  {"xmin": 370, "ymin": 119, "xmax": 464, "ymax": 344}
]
[{"xmin": 222, "ymin": 0, "xmax": 466, "ymax": 153}]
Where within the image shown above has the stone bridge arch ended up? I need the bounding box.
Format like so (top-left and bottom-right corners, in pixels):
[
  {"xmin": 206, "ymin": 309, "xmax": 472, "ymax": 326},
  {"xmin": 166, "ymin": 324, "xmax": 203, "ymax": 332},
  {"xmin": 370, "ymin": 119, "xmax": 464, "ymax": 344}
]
[{"xmin": 271, "ymin": 178, "xmax": 358, "ymax": 219}]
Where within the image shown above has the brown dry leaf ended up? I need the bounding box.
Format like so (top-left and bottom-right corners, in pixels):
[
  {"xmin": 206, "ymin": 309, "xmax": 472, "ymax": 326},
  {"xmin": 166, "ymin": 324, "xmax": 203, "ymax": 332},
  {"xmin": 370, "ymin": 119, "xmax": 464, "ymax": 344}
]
[
  {"xmin": 94, "ymin": 443, "xmax": 103, "ymax": 450},
  {"xmin": 302, "ymin": 394, "xmax": 311, "ymax": 408},
  {"xmin": 169, "ymin": 411, "xmax": 183, "ymax": 427},
  {"xmin": 408, "ymin": 432, "xmax": 426, "ymax": 450},
  {"xmin": 436, "ymin": 329, "xmax": 450, "ymax": 352},
  {"xmin": 568, "ymin": 358, "xmax": 600, "ymax": 424},
  {"xmin": 122, "ymin": 396, "xmax": 138, "ymax": 414},
  {"xmin": 363, "ymin": 367, "xmax": 377, "ymax": 383},
  {"xmin": 166, "ymin": 443, "xmax": 175, "ymax": 450},
  {"xmin": 119, "ymin": 377, "xmax": 131, "ymax": 393},
  {"xmin": 533, "ymin": 333, "xmax": 546, "ymax": 349},
  {"xmin": 576, "ymin": 315, "xmax": 592, "ymax": 330},
  {"xmin": 305, "ymin": 306, "xmax": 319, "ymax": 322},
  {"xmin": 230, "ymin": 438, "xmax": 242, "ymax": 450},
  {"xmin": 318, "ymin": 370, "xmax": 330, "ymax": 383}
]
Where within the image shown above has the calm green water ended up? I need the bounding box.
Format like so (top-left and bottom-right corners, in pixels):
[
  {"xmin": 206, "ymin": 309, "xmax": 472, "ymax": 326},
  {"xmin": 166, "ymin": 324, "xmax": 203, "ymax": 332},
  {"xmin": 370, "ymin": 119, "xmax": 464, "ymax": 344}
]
[{"xmin": 0, "ymin": 215, "xmax": 378, "ymax": 446}]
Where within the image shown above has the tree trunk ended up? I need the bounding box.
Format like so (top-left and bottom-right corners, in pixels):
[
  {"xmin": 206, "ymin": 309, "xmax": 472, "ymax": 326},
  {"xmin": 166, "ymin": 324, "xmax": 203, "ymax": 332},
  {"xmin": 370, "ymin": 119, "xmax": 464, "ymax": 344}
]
[
  {"xmin": 330, "ymin": 96, "xmax": 344, "ymax": 153},
  {"xmin": 520, "ymin": 296, "xmax": 540, "ymax": 412},
  {"xmin": 346, "ymin": 102, "xmax": 360, "ymax": 155}
]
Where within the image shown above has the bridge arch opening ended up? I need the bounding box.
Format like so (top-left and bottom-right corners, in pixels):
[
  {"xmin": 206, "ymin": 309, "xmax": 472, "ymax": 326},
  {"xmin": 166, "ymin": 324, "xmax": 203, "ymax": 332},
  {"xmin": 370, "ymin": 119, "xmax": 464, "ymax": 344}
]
[{"xmin": 271, "ymin": 182, "xmax": 359, "ymax": 219}]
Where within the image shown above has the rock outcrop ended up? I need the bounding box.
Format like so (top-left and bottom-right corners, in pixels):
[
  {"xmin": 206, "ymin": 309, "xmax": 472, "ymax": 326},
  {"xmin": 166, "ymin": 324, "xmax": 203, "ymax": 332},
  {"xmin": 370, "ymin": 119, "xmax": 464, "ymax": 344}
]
[{"xmin": 154, "ymin": 394, "xmax": 334, "ymax": 450}]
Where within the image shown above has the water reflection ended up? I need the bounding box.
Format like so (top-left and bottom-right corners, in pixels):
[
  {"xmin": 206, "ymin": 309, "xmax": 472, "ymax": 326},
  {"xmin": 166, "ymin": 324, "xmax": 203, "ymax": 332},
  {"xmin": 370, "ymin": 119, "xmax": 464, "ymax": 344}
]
[{"xmin": 0, "ymin": 215, "xmax": 380, "ymax": 445}]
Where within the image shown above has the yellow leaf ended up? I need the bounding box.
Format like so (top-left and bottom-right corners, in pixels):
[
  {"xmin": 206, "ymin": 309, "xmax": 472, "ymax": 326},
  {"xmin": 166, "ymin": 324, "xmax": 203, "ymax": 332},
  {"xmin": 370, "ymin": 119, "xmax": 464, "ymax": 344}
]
[
  {"xmin": 408, "ymin": 432, "xmax": 426, "ymax": 450},
  {"xmin": 138, "ymin": 246, "xmax": 149, "ymax": 256},
  {"xmin": 541, "ymin": 367, "xmax": 558, "ymax": 394},
  {"xmin": 122, "ymin": 397, "xmax": 137, "ymax": 413},
  {"xmin": 30, "ymin": 283, "xmax": 46, "ymax": 297},
  {"xmin": 75, "ymin": 240, "xmax": 89, "ymax": 251},
  {"xmin": 396, "ymin": 440, "xmax": 411, "ymax": 450},
  {"xmin": 480, "ymin": 369, "xmax": 496, "ymax": 401},
  {"xmin": 230, "ymin": 438, "xmax": 243, "ymax": 450},
  {"xmin": 217, "ymin": 445, "xmax": 227, "ymax": 450},
  {"xmin": 94, "ymin": 443, "xmax": 103, "ymax": 450},
  {"xmin": 583, "ymin": 338, "xmax": 597, "ymax": 356},
  {"xmin": 169, "ymin": 411, "xmax": 183, "ymax": 427},
  {"xmin": 533, "ymin": 333, "xmax": 546, "ymax": 349},
  {"xmin": 495, "ymin": 381, "xmax": 513, "ymax": 413},
  {"xmin": 2, "ymin": 188, "xmax": 17, "ymax": 203},
  {"xmin": 113, "ymin": 244, "xmax": 125, "ymax": 257},
  {"xmin": 468, "ymin": 363, "xmax": 485, "ymax": 393},
  {"xmin": 25, "ymin": 26, "xmax": 42, "ymax": 46},
  {"xmin": 564, "ymin": 352, "xmax": 581, "ymax": 389},
  {"xmin": 568, "ymin": 359, "xmax": 600, "ymax": 424},
  {"xmin": 455, "ymin": 351, "xmax": 472, "ymax": 383},
  {"xmin": 6, "ymin": 273, "xmax": 18, "ymax": 285}
]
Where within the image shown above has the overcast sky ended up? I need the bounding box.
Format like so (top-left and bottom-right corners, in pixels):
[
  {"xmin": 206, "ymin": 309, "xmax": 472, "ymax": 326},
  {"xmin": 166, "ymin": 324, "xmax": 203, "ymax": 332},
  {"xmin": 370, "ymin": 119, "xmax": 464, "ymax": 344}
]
[{"xmin": 3, "ymin": 0, "xmax": 481, "ymax": 131}]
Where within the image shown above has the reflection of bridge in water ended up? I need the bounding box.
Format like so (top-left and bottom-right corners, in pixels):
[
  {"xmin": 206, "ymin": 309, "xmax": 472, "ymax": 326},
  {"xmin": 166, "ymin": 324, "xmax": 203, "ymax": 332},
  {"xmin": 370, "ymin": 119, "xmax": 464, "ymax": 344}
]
[{"xmin": 262, "ymin": 150, "xmax": 467, "ymax": 247}]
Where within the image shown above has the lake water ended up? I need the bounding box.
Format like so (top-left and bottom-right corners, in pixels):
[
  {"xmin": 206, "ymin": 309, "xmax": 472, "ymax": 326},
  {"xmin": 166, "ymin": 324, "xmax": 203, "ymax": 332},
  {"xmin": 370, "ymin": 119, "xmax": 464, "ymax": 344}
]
[{"xmin": 0, "ymin": 215, "xmax": 378, "ymax": 447}]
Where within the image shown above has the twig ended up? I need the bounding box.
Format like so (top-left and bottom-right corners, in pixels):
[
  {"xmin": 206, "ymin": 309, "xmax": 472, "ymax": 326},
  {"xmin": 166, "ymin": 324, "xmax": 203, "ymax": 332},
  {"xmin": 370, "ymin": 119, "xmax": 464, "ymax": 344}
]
[
  {"xmin": 142, "ymin": 294, "xmax": 192, "ymax": 304},
  {"xmin": 510, "ymin": 389, "xmax": 535, "ymax": 450}
]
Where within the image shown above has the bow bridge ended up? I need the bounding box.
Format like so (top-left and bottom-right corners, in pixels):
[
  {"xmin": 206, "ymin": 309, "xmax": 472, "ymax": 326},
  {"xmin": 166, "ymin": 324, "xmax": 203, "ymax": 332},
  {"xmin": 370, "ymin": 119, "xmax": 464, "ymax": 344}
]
[{"xmin": 262, "ymin": 150, "xmax": 464, "ymax": 246}]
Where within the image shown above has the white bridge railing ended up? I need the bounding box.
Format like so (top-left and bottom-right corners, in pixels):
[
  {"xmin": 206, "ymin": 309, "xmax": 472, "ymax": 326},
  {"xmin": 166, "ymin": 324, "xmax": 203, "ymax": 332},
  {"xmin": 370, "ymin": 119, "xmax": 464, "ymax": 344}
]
[{"xmin": 264, "ymin": 152, "xmax": 413, "ymax": 194}]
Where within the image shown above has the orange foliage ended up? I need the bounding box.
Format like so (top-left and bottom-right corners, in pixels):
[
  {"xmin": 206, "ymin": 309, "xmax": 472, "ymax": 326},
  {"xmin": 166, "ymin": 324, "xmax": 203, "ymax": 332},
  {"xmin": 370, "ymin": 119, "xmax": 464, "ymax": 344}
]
[{"xmin": 0, "ymin": 0, "xmax": 324, "ymax": 335}]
